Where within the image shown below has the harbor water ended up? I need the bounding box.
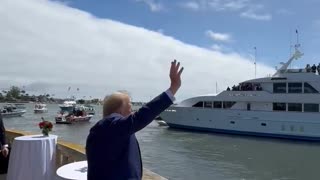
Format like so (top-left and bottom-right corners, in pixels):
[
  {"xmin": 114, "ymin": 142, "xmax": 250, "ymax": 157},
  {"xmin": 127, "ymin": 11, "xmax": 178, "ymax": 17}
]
[{"xmin": 2, "ymin": 103, "xmax": 319, "ymax": 180}]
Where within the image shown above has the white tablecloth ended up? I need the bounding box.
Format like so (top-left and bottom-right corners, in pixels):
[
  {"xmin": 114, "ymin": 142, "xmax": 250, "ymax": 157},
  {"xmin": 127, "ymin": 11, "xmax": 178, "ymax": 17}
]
[
  {"xmin": 56, "ymin": 161, "xmax": 87, "ymax": 180},
  {"xmin": 7, "ymin": 134, "xmax": 58, "ymax": 180}
]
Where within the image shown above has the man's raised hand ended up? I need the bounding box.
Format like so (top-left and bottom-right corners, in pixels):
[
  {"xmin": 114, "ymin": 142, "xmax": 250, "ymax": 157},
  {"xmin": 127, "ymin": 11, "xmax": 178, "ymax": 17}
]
[{"xmin": 169, "ymin": 59, "xmax": 184, "ymax": 95}]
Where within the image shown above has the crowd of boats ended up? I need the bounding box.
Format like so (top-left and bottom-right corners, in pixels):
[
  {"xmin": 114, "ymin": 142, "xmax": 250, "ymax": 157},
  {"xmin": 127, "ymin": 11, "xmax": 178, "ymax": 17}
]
[{"xmin": 0, "ymin": 100, "xmax": 96, "ymax": 125}]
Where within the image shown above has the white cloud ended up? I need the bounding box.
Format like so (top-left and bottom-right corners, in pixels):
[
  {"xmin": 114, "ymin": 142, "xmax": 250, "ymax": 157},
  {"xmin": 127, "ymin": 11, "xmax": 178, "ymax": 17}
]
[
  {"xmin": 224, "ymin": 0, "xmax": 249, "ymax": 10},
  {"xmin": 209, "ymin": 0, "xmax": 249, "ymax": 11},
  {"xmin": 0, "ymin": 0, "xmax": 274, "ymax": 101},
  {"xmin": 239, "ymin": 4, "xmax": 272, "ymax": 21},
  {"xmin": 180, "ymin": 0, "xmax": 272, "ymax": 21},
  {"xmin": 180, "ymin": 0, "xmax": 250, "ymax": 11},
  {"xmin": 157, "ymin": 29, "xmax": 164, "ymax": 34},
  {"xmin": 210, "ymin": 44, "xmax": 233, "ymax": 53},
  {"xmin": 179, "ymin": 1, "xmax": 200, "ymax": 11},
  {"xmin": 51, "ymin": 0, "xmax": 72, "ymax": 6},
  {"xmin": 136, "ymin": 0, "xmax": 164, "ymax": 12},
  {"xmin": 211, "ymin": 44, "xmax": 223, "ymax": 51},
  {"xmin": 206, "ymin": 30, "xmax": 232, "ymax": 42},
  {"xmin": 240, "ymin": 10, "xmax": 272, "ymax": 21}
]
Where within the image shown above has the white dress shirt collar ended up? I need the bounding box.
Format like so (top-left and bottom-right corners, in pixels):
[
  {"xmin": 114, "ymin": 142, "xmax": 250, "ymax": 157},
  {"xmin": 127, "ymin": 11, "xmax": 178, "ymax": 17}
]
[{"xmin": 106, "ymin": 113, "xmax": 124, "ymax": 119}]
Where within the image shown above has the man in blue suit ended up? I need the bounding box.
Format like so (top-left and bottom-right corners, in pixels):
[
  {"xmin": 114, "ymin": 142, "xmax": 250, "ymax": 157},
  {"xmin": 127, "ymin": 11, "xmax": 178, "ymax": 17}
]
[
  {"xmin": 0, "ymin": 113, "xmax": 10, "ymax": 174},
  {"xmin": 86, "ymin": 60, "xmax": 184, "ymax": 180}
]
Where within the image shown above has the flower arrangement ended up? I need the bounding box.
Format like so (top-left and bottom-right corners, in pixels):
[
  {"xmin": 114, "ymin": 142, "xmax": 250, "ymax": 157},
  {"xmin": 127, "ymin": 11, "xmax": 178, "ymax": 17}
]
[{"xmin": 39, "ymin": 117, "xmax": 53, "ymax": 136}]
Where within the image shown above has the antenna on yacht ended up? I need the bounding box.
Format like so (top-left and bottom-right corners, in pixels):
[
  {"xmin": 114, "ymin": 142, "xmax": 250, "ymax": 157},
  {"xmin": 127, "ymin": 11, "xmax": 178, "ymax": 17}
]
[
  {"xmin": 215, "ymin": 82, "xmax": 218, "ymax": 94},
  {"xmin": 273, "ymin": 29, "xmax": 304, "ymax": 77},
  {"xmin": 254, "ymin": 47, "xmax": 257, "ymax": 78},
  {"xmin": 296, "ymin": 29, "xmax": 300, "ymax": 45},
  {"xmin": 289, "ymin": 29, "xmax": 293, "ymax": 59}
]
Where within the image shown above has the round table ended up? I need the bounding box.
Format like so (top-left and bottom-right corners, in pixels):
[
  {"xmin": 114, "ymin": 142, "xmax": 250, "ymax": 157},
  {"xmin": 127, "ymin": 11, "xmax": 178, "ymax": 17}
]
[
  {"xmin": 56, "ymin": 161, "xmax": 87, "ymax": 180},
  {"xmin": 6, "ymin": 134, "xmax": 58, "ymax": 180}
]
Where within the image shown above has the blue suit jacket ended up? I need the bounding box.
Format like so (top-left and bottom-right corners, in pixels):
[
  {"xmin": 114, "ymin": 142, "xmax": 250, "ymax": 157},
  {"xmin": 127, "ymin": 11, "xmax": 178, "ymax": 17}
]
[
  {"xmin": 0, "ymin": 114, "xmax": 6, "ymax": 149},
  {"xmin": 86, "ymin": 92, "xmax": 173, "ymax": 180}
]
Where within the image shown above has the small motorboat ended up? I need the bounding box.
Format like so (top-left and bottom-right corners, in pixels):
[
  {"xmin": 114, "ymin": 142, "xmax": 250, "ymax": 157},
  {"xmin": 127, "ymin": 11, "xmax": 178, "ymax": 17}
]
[
  {"xmin": 157, "ymin": 120, "xmax": 168, "ymax": 126},
  {"xmin": 1, "ymin": 104, "xmax": 26, "ymax": 118},
  {"xmin": 79, "ymin": 105, "xmax": 95, "ymax": 115},
  {"xmin": 55, "ymin": 112, "xmax": 93, "ymax": 124},
  {"xmin": 34, "ymin": 103, "xmax": 48, "ymax": 113}
]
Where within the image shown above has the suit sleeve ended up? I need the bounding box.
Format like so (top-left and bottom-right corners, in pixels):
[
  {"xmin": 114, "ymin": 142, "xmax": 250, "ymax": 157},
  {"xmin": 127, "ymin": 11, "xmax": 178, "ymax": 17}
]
[
  {"xmin": 109, "ymin": 92, "xmax": 173, "ymax": 135},
  {"xmin": 0, "ymin": 114, "xmax": 5, "ymax": 148}
]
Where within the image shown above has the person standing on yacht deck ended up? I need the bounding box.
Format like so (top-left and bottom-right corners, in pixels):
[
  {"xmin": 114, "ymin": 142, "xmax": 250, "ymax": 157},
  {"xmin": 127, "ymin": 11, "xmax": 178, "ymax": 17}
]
[
  {"xmin": 317, "ymin": 63, "xmax": 320, "ymax": 75},
  {"xmin": 86, "ymin": 60, "xmax": 184, "ymax": 180},
  {"xmin": 311, "ymin": 64, "xmax": 317, "ymax": 73}
]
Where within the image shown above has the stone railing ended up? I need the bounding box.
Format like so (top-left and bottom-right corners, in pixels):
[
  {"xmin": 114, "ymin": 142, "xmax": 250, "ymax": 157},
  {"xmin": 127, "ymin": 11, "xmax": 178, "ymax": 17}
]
[{"xmin": 5, "ymin": 129, "xmax": 167, "ymax": 180}]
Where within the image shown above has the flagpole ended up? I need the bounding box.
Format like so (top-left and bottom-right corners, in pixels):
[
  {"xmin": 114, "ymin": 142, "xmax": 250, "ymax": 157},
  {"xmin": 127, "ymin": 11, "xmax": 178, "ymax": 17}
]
[
  {"xmin": 254, "ymin": 47, "xmax": 257, "ymax": 78},
  {"xmin": 67, "ymin": 87, "xmax": 71, "ymax": 100}
]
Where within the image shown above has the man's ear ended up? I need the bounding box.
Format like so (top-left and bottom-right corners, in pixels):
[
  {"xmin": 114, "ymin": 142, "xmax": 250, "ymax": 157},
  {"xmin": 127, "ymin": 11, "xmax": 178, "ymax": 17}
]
[{"xmin": 115, "ymin": 105, "xmax": 123, "ymax": 115}]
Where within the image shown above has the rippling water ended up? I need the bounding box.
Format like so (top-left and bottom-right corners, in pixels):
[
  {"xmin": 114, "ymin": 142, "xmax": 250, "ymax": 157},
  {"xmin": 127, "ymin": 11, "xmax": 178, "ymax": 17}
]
[{"xmin": 2, "ymin": 103, "xmax": 319, "ymax": 180}]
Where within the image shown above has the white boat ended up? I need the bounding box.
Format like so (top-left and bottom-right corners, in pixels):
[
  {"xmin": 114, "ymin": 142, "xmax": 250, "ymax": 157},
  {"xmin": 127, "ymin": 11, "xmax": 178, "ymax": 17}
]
[
  {"xmin": 55, "ymin": 112, "xmax": 93, "ymax": 124},
  {"xmin": 59, "ymin": 100, "xmax": 76, "ymax": 112},
  {"xmin": 34, "ymin": 103, "xmax": 48, "ymax": 113},
  {"xmin": 160, "ymin": 43, "xmax": 320, "ymax": 141},
  {"xmin": 79, "ymin": 105, "xmax": 95, "ymax": 115},
  {"xmin": 1, "ymin": 104, "xmax": 26, "ymax": 118},
  {"xmin": 1, "ymin": 110, "xmax": 26, "ymax": 118},
  {"xmin": 157, "ymin": 120, "xmax": 168, "ymax": 126}
]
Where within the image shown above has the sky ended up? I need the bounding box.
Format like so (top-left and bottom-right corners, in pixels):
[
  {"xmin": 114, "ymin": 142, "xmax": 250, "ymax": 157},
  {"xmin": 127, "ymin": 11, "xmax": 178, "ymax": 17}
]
[{"xmin": 1, "ymin": 0, "xmax": 320, "ymax": 101}]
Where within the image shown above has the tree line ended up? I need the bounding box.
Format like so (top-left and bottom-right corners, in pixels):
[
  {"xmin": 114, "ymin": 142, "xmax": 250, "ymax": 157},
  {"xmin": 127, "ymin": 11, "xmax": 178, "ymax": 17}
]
[{"xmin": 0, "ymin": 86, "xmax": 100, "ymax": 104}]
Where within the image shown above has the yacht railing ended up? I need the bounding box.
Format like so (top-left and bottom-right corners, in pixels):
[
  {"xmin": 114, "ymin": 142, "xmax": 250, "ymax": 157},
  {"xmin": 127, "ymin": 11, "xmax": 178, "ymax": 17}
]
[{"xmin": 5, "ymin": 129, "xmax": 167, "ymax": 180}]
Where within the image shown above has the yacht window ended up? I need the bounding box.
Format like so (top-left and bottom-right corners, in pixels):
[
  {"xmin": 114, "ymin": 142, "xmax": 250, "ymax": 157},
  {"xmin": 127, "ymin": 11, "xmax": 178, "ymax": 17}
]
[
  {"xmin": 304, "ymin": 83, "xmax": 319, "ymax": 93},
  {"xmin": 192, "ymin": 101, "xmax": 203, "ymax": 108},
  {"xmin": 273, "ymin": 83, "xmax": 286, "ymax": 93},
  {"xmin": 273, "ymin": 103, "xmax": 286, "ymax": 111},
  {"xmin": 288, "ymin": 83, "xmax": 302, "ymax": 93},
  {"xmin": 213, "ymin": 101, "xmax": 222, "ymax": 108},
  {"xmin": 223, "ymin": 101, "xmax": 236, "ymax": 109},
  {"xmin": 204, "ymin": 101, "xmax": 213, "ymax": 108},
  {"xmin": 288, "ymin": 103, "xmax": 302, "ymax": 112},
  {"xmin": 247, "ymin": 103, "xmax": 251, "ymax": 111},
  {"xmin": 304, "ymin": 103, "xmax": 319, "ymax": 112}
]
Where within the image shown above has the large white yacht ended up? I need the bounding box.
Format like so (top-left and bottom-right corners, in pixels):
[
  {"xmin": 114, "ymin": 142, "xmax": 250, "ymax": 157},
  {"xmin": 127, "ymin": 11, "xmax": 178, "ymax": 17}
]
[{"xmin": 160, "ymin": 44, "xmax": 320, "ymax": 141}]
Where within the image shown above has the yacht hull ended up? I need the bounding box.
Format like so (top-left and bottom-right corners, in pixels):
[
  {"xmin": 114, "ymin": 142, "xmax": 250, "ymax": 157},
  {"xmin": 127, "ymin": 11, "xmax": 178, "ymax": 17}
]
[
  {"xmin": 161, "ymin": 107, "xmax": 320, "ymax": 141},
  {"xmin": 55, "ymin": 115, "xmax": 93, "ymax": 124}
]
